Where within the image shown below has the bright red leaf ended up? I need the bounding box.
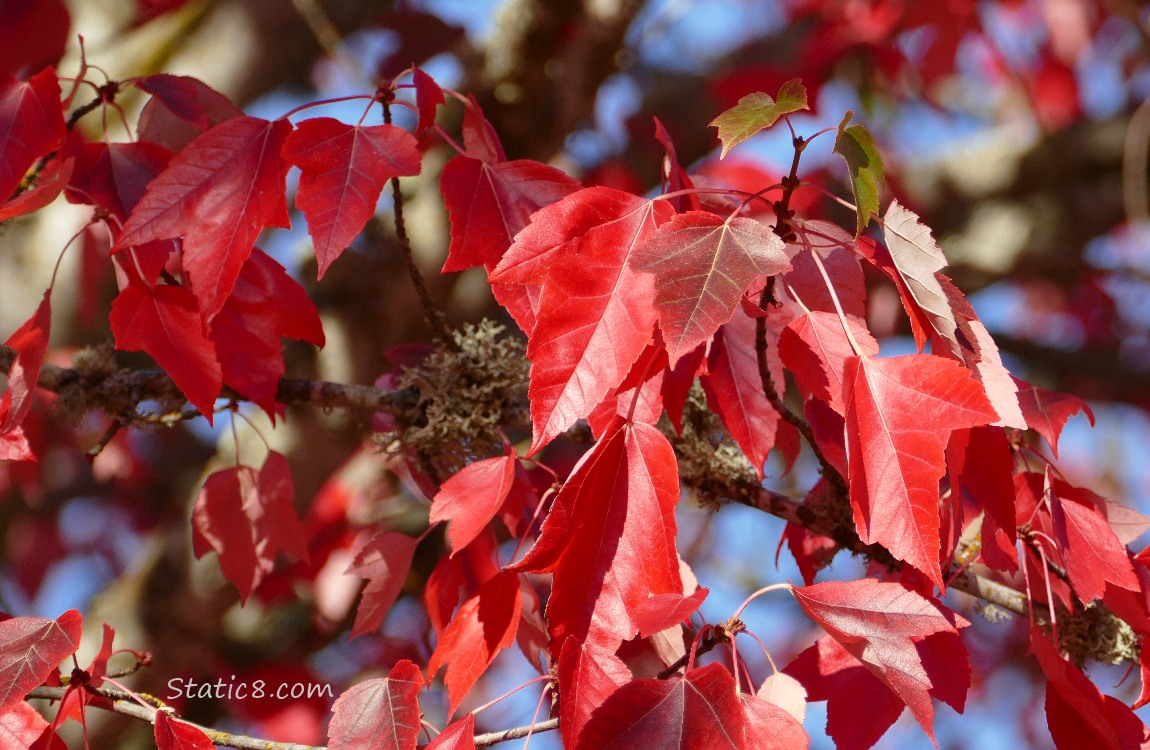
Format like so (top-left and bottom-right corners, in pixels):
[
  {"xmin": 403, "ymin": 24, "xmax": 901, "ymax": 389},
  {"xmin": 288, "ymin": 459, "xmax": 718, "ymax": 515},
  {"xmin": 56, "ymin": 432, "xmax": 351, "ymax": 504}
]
[
  {"xmin": 511, "ymin": 420, "xmax": 682, "ymax": 655},
  {"xmin": 422, "ymin": 715, "xmax": 475, "ymax": 750},
  {"xmin": 791, "ymin": 578, "xmax": 970, "ymax": 743},
  {"xmin": 0, "ymin": 68, "xmax": 65, "ymax": 203},
  {"xmin": 557, "ymin": 639, "xmax": 631, "ymax": 748},
  {"xmin": 154, "ymin": 713, "xmax": 215, "ymax": 750},
  {"xmin": 778, "ymin": 308, "xmax": 878, "ymax": 415},
  {"xmin": 633, "ymin": 210, "xmax": 790, "ymax": 362},
  {"xmin": 740, "ymin": 693, "xmax": 810, "ymax": 750},
  {"xmin": 784, "ymin": 221, "xmax": 867, "ymax": 319},
  {"xmin": 110, "ymin": 281, "xmax": 222, "ymax": 420},
  {"xmin": 1047, "ymin": 471, "xmax": 1139, "ymax": 603},
  {"xmin": 283, "ymin": 117, "xmax": 421, "ymax": 278},
  {"xmin": 346, "ymin": 531, "xmax": 419, "ymax": 639},
  {"xmin": 843, "ymin": 353, "xmax": 998, "ymax": 587},
  {"xmin": 191, "ymin": 451, "xmax": 309, "ymax": 602},
  {"xmin": 574, "ymin": 662, "xmax": 745, "ymax": 750},
  {"xmin": 427, "ymin": 570, "xmax": 522, "ymax": 715},
  {"xmin": 0, "ymin": 291, "xmax": 50, "ymax": 461},
  {"xmin": 0, "ymin": 700, "xmax": 64, "ymax": 749},
  {"xmin": 632, "ymin": 587, "xmax": 709, "ymax": 638},
  {"xmin": 328, "ymin": 660, "xmax": 423, "ymax": 750},
  {"xmin": 210, "ymin": 248, "xmax": 325, "ymax": 415},
  {"xmin": 0, "ymin": 152, "xmax": 70, "ymax": 221},
  {"xmin": 491, "ymin": 187, "xmax": 674, "ymax": 452},
  {"xmin": 946, "ymin": 426, "xmax": 1018, "ymax": 543},
  {"xmin": 701, "ymin": 306, "xmax": 798, "ymax": 477},
  {"xmin": 0, "ymin": 610, "xmax": 82, "ymax": 717},
  {"xmin": 429, "ymin": 451, "xmax": 516, "ymax": 554},
  {"xmin": 412, "ymin": 68, "xmax": 444, "ymax": 134},
  {"xmin": 115, "ymin": 116, "xmax": 292, "ymax": 320}
]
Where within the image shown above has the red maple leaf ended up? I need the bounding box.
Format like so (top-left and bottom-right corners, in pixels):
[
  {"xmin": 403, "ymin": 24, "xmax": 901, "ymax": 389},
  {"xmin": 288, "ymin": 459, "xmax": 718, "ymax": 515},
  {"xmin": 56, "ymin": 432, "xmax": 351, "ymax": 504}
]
[
  {"xmin": 0, "ymin": 68, "xmax": 65, "ymax": 202},
  {"xmin": 328, "ymin": 660, "xmax": 423, "ymax": 750},
  {"xmin": 422, "ymin": 714, "xmax": 474, "ymax": 750},
  {"xmin": 701, "ymin": 306, "xmax": 799, "ymax": 477},
  {"xmin": 557, "ymin": 639, "xmax": 631, "ymax": 748},
  {"xmin": 115, "ymin": 116, "xmax": 292, "ymax": 320},
  {"xmin": 633, "ymin": 210, "xmax": 790, "ymax": 362},
  {"xmin": 210, "ymin": 248, "xmax": 325, "ymax": 416},
  {"xmin": 411, "ymin": 68, "xmax": 444, "ymax": 134},
  {"xmin": 64, "ymin": 140, "xmax": 172, "ymax": 220},
  {"xmin": 740, "ymin": 692, "xmax": 810, "ymax": 750},
  {"xmin": 784, "ymin": 221, "xmax": 867, "ymax": 319},
  {"xmin": 1013, "ymin": 376, "xmax": 1095, "ymax": 458},
  {"xmin": 0, "ymin": 292, "xmax": 51, "ymax": 461},
  {"xmin": 346, "ymin": 531, "xmax": 419, "ymax": 639},
  {"xmin": 154, "ymin": 713, "xmax": 215, "ymax": 750},
  {"xmin": 511, "ymin": 420, "xmax": 682, "ymax": 655},
  {"xmin": 778, "ymin": 308, "xmax": 878, "ymax": 415},
  {"xmin": 191, "ymin": 451, "xmax": 310, "ymax": 602},
  {"xmin": 283, "ymin": 117, "xmax": 421, "ymax": 278},
  {"xmin": 574, "ymin": 662, "xmax": 745, "ymax": 750},
  {"xmin": 946, "ymin": 425, "xmax": 1018, "ymax": 543},
  {"xmin": 791, "ymin": 579, "xmax": 970, "ymax": 744},
  {"xmin": 490, "ymin": 187, "xmax": 674, "ymax": 452},
  {"xmin": 109, "ymin": 281, "xmax": 222, "ymax": 420},
  {"xmin": 429, "ymin": 451, "xmax": 516, "ymax": 554},
  {"xmin": 843, "ymin": 353, "xmax": 997, "ymax": 586},
  {"xmin": 0, "ymin": 610, "xmax": 82, "ymax": 716},
  {"xmin": 0, "ymin": 700, "xmax": 64, "ymax": 749},
  {"xmin": 135, "ymin": 74, "xmax": 244, "ymax": 153},
  {"xmin": 427, "ymin": 570, "xmax": 522, "ymax": 715}
]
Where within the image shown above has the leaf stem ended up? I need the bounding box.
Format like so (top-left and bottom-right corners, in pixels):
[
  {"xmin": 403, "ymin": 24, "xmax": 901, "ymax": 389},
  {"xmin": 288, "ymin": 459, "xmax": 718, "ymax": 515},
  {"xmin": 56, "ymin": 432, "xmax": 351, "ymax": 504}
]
[{"xmin": 732, "ymin": 582, "xmax": 794, "ymax": 620}]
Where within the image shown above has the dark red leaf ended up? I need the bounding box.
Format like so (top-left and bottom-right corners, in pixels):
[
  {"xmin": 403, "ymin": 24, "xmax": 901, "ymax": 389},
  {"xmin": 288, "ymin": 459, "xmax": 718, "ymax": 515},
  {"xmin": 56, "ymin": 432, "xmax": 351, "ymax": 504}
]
[
  {"xmin": 64, "ymin": 140, "xmax": 172, "ymax": 220},
  {"xmin": 346, "ymin": 532, "xmax": 419, "ymax": 639},
  {"xmin": 511, "ymin": 421, "xmax": 682, "ymax": 655},
  {"xmin": 115, "ymin": 116, "xmax": 292, "ymax": 319},
  {"xmin": 429, "ymin": 452, "xmax": 516, "ymax": 554},
  {"xmin": 283, "ymin": 118, "xmax": 421, "ymax": 278},
  {"xmin": 191, "ymin": 451, "xmax": 309, "ymax": 602},
  {"xmin": 427, "ymin": 570, "xmax": 521, "ymax": 715},
  {"xmin": 0, "ymin": 152, "xmax": 70, "ymax": 221},
  {"xmin": 0, "ymin": 610, "xmax": 82, "ymax": 716},
  {"xmin": 792, "ymin": 579, "xmax": 970, "ymax": 742},
  {"xmin": 210, "ymin": 248, "xmax": 325, "ymax": 415},
  {"xmin": 0, "ymin": 1, "xmax": 69, "ymax": 75},
  {"xmin": 844, "ymin": 353, "xmax": 997, "ymax": 587},
  {"xmin": 574, "ymin": 662, "xmax": 745, "ymax": 750},
  {"xmin": 110, "ymin": 281, "xmax": 221, "ymax": 419},
  {"xmin": 1, "ymin": 292, "xmax": 51, "ymax": 460},
  {"xmin": 412, "ymin": 69, "xmax": 444, "ymax": 134},
  {"xmin": 135, "ymin": 75, "xmax": 244, "ymax": 153},
  {"xmin": 946, "ymin": 426, "xmax": 1017, "ymax": 542},
  {"xmin": 633, "ymin": 211, "xmax": 790, "ymax": 362},
  {"xmin": 154, "ymin": 713, "xmax": 215, "ymax": 750},
  {"xmin": 328, "ymin": 660, "xmax": 423, "ymax": 750},
  {"xmin": 0, "ymin": 68, "xmax": 64, "ymax": 202},
  {"xmin": 1013, "ymin": 377, "xmax": 1095, "ymax": 458}
]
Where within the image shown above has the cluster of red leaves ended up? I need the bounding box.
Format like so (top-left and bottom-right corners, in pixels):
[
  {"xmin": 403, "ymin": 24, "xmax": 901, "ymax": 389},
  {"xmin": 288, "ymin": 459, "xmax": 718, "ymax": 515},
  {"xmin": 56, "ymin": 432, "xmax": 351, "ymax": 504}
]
[{"xmin": 1, "ymin": 41, "xmax": 1147, "ymax": 750}]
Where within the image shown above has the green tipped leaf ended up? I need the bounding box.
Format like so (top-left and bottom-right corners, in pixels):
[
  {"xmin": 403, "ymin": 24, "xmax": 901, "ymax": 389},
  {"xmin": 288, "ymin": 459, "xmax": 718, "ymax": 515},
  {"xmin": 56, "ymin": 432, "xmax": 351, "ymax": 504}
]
[
  {"xmin": 833, "ymin": 113, "xmax": 884, "ymax": 236},
  {"xmin": 710, "ymin": 79, "xmax": 808, "ymax": 158}
]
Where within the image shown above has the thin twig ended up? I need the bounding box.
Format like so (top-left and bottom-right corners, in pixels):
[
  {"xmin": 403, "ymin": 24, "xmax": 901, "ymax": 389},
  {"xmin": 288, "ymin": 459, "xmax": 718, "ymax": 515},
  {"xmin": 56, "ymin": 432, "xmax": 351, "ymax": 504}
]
[{"xmin": 474, "ymin": 717, "xmax": 560, "ymax": 747}]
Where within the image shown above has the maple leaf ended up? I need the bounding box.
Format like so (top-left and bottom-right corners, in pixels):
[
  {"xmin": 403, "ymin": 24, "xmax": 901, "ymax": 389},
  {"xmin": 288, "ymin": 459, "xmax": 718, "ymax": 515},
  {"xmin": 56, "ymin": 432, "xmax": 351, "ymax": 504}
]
[
  {"xmin": 328, "ymin": 660, "xmax": 423, "ymax": 750},
  {"xmin": 109, "ymin": 281, "xmax": 222, "ymax": 420},
  {"xmin": 191, "ymin": 451, "xmax": 309, "ymax": 602},
  {"xmin": 632, "ymin": 587, "xmax": 709, "ymax": 638},
  {"xmin": 791, "ymin": 579, "xmax": 971, "ymax": 744},
  {"xmin": 635, "ymin": 210, "xmax": 790, "ymax": 362},
  {"xmin": 412, "ymin": 68, "xmax": 444, "ymax": 134},
  {"xmin": 1013, "ymin": 376, "xmax": 1095, "ymax": 458},
  {"xmin": 421, "ymin": 714, "xmax": 475, "ymax": 750},
  {"xmin": 740, "ymin": 693, "xmax": 810, "ymax": 750},
  {"xmin": 0, "ymin": 292, "xmax": 50, "ymax": 461},
  {"xmin": 1047, "ymin": 471, "xmax": 1140, "ymax": 603},
  {"xmin": 510, "ymin": 420, "xmax": 682, "ymax": 655},
  {"xmin": 701, "ymin": 306, "xmax": 799, "ymax": 477},
  {"xmin": 843, "ymin": 353, "xmax": 998, "ymax": 587},
  {"xmin": 557, "ymin": 639, "xmax": 631, "ymax": 749},
  {"xmin": 64, "ymin": 140, "xmax": 173, "ymax": 220},
  {"xmin": 283, "ymin": 117, "xmax": 421, "ymax": 278},
  {"xmin": 0, "ymin": 610, "xmax": 82, "ymax": 717},
  {"xmin": 439, "ymin": 121, "xmax": 580, "ymax": 272},
  {"xmin": 135, "ymin": 74, "xmax": 244, "ymax": 153},
  {"xmin": 833, "ymin": 113, "xmax": 883, "ymax": 236},
  {"xmin": 756, "ymin": 672, "xmax": 807, "ymax": 724},
  {"xmin": 946, "ymin": 426, "xmax": 1018, "ymax": 543},
  {"xmin": 491, "ymin": 187, "xmax": 674, "ymax": 452},
  {"xmin": 0, "ymin": 68, "xmax": 65, "ymax": 202},
  {"xmin": 778, "ymin": 308, "xmax": 879, "ymax": 415},
  {"xmin": 346, "ymin": 531, "xmax": 419, "ymax": 639},
  {"xmin": 710, "ymin": 79, "xmax": 809, "ymax": 158},
  {"xmin": 427, "ymin": 570, "xmax": 522, "ymax": 715},
  {"xmin": 115, "ymin": 116, "xmax": 292, "ymax": 320},
  {"xmin": 0, "ymin": 700, "xmax": 64, "ymax": 749},
  {"xmin": 0, "ymin": 152, "xmax": 71, "ymax": 221},
  {"xmin": 1031, "ymin": 628, "xmax": 1150, "ymax": 750},
  {"xmin": 154, "ymin": 713, "xmax": 215, "ymax": 750},
  {"xmin": 429, "ymin": 451, "xmax": 516, "ymax": 554},
  {"xmin": 210, "ymin": 248, "xmax": 325, "ymax": 416},
  {"xmin": 784, "ymin": 220, "xmax": 867, "ymax": 319},
  {"xmin": 574, "ymin": 662, "xmax": 745, "ymax": 750},
  {"xmin": 967, "ymin": 320, "xmax": 1026, "ymax": 428}
]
